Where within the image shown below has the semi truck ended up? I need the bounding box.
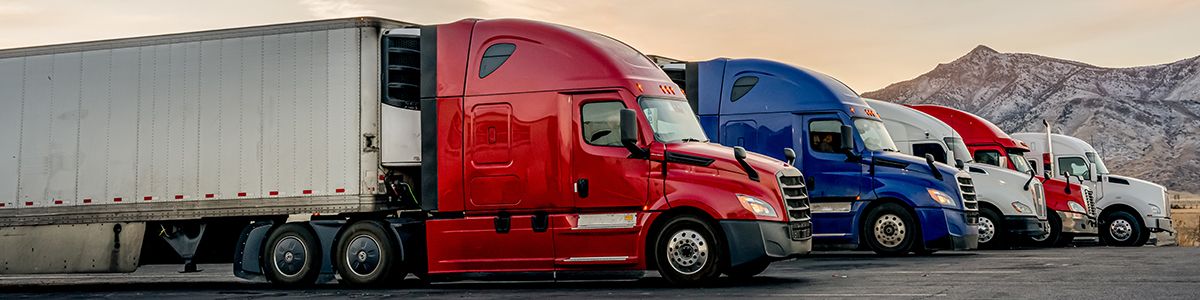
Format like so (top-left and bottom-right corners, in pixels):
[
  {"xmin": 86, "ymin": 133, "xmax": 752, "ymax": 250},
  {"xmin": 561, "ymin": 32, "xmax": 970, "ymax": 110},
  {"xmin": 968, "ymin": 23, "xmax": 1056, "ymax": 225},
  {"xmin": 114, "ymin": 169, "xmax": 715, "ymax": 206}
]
[
  {"xmin": 0, "ymin": 17, "xmax": 812, "ymax": 286},
  {"xmin": 658, "ymin": 57, "xmax": 978, "ymax": 255},
  {"xmin": 1011, "ymin": 131, "xmax": 1174, "ymax": 246},
  {"xmin": 912, "ymin": 105, "xmax": 1097, "ymax": 246},
  {"xmin": 865, "ymin": 99, "xmax": 1048, "ymax": 249}
]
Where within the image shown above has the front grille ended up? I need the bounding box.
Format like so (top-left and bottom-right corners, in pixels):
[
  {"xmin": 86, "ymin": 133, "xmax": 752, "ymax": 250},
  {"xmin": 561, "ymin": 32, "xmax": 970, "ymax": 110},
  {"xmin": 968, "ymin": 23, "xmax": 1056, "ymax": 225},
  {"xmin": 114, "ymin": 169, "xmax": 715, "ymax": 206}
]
[
  {"xmin": 777, "ymin": 169, "xmax": 811, "ymax": 241},
  {"xmin": 1083, "ymin": 186, "xmax": 1097, "ymax": 216},
  {"xmin": 957, "ymin": 174, "xmax": 980, "ymax": 225},
  {"xmin": 1031, "ymin": 181, "xmax": 1047, "ymax": 218}
]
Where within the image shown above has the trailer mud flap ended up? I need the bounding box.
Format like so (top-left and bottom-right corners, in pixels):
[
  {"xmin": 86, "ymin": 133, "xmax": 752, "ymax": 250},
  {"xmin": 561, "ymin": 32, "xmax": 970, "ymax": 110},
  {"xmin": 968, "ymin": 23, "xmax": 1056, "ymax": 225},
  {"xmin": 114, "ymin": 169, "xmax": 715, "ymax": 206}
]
[{"xmin": 233, "ymin": 221, "xmax": 274, "ymax": 281}]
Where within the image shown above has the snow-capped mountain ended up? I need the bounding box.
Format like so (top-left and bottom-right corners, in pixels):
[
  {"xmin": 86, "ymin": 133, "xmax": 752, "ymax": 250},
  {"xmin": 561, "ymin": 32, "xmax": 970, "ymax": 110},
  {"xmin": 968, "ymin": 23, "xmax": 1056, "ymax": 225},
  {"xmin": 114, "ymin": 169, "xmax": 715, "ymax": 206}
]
[{"xmin": 863, "ymin": 45, "xmax": 1200, "ymax": 193}]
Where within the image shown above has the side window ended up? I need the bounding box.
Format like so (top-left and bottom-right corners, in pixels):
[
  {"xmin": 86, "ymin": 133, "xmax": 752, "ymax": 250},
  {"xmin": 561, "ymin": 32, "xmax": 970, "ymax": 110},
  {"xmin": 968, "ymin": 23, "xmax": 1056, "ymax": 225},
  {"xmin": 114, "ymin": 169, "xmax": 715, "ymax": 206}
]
[
  {"xmin": 974, "ymin": 150, "xmax": 1002, "ymax": 167},
  {"xmin": 912, "ymin": 143, "xmax": 947, "ymax": 164},
  {"xmin": 730, "ymin": 76, "xmax": 759, "ymax": 102},
  {"xmin": 580, "ymin": 102, "xmax": 626, "ymax": 147},
  {"xmin": 808, "ymin": 120, "xmax": 843, "ymax": 154},
  {"xmin": 1058, "ymin": 157, "xmax": 1090, "ymax": 178},
  {"xmin": 479, "ymin": 43, "xmax": 516, "ymax": 78}
]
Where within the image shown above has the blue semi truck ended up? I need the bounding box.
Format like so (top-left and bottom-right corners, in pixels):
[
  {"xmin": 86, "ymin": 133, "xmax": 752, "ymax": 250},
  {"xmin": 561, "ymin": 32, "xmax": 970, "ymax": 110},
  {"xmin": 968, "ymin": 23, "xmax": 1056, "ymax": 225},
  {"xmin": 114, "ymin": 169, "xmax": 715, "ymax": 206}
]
[{"xmin": 656, "ymin": 57, "xmax": 979, "ymax": 254}]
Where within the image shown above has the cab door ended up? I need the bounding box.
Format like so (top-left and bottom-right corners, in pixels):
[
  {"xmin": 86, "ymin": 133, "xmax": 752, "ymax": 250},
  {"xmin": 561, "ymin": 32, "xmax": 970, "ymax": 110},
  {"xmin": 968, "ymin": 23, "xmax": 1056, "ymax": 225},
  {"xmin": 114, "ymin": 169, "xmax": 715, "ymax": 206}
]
[
  {"xmin": 552, "ymin": 92, "xmax": 649, "ymax": 268},
  {"xmin": 799, "ymin": 114, "xmax": 866, "ymax": 237}
]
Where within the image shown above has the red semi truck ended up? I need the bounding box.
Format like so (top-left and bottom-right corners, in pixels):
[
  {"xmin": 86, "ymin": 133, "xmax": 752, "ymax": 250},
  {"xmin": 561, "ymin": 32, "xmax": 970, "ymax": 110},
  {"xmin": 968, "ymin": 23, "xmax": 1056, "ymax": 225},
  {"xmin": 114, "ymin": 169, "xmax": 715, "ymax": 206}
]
[
  {"xmin": 0, "ymin": 17, "xmax": 810, "ymax": 286},
  {"xmin": 912, "ymin": 105, "xmax": 1097, "ymax": 246}
]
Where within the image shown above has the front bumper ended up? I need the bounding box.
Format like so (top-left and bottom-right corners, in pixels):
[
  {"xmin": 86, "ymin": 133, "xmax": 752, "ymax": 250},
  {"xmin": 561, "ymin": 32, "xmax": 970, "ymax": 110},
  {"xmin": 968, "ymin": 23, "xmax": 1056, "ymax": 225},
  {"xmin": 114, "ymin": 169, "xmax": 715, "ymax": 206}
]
[
  {"xmin": 915, "ymin": 207, "xmax": 978, "ymax": 251},
  {"xmin": 1057, "ymin": 211, "xmax": 1098, "ymax": 235},
  {"xmin": 720, "ymin": 220, "xmax": 812, "ymax": 268},
  {"xmin": 1148, "ymin": 216, "xmax": 1174, "ymax": 233},
  {"xmin": 1005, "ymin": 216, "xmax": 1049, "ymax": 237}
]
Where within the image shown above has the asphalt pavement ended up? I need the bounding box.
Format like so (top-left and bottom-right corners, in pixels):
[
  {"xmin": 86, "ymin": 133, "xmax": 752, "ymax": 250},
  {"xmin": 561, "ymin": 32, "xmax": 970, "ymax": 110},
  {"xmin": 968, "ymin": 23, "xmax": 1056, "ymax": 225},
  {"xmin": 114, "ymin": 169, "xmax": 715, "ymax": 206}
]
[{"xmin": 1, "ymin": 245, "xmax": 1197, "ymax": 299}]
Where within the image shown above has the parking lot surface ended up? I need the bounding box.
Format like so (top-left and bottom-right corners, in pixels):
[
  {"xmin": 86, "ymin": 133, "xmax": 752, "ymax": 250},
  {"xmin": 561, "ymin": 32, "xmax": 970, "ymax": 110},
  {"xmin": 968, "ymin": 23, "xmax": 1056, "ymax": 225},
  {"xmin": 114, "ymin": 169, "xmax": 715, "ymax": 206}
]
[{"xmin": 2, "ymin": 246, "xmax": 1197, "ymax": 299}]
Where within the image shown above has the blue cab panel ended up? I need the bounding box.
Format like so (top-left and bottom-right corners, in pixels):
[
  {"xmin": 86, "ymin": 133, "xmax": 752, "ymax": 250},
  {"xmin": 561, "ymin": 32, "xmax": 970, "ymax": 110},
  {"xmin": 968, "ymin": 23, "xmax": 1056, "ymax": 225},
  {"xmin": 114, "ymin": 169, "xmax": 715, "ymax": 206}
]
[{"xmin": 661, "ymin": 58, "xmax": 978, "ymax": 253}]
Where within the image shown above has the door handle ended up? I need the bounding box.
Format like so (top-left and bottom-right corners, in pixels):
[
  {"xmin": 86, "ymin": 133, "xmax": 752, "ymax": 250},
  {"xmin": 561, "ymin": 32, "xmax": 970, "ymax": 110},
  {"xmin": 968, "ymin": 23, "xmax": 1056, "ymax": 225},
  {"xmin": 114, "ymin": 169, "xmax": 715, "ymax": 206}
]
[{"xmin": 576, "ymin": 179, "xmax": 589, "ymax": 198}]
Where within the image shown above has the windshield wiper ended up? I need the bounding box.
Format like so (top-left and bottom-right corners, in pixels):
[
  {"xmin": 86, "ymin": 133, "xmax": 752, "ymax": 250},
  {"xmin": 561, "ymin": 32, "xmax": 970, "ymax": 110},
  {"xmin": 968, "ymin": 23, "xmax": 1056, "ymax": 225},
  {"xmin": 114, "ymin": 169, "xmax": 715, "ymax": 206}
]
[{"xmin": 680, "ymin": 138, "xmax": 707, "ymax": 143}]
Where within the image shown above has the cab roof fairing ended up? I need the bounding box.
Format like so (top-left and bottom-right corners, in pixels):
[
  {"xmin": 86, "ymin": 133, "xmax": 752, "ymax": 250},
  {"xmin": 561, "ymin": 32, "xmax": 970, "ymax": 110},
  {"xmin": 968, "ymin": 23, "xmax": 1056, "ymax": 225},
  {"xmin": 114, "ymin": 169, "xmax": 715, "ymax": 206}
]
[{"xmin": 908, "ymin": 104, "xmax": 1030, "ymax": 151}]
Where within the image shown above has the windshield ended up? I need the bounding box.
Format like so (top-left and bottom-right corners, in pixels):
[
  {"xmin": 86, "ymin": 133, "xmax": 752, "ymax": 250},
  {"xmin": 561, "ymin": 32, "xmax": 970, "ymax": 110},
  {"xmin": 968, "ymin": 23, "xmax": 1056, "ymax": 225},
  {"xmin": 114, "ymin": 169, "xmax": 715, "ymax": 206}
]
[
  {"xmin": 1085, "ymin": 152, "xmax": 1110, "ymax": 174},
  {"xmin": 1008, "ymin": 150, "xmax": 1032, "ymax": 173},
  {"xmin": 945, "ymin": 137, "xmax": 972, "ymax": 163},
  {"xmin": 853, "ymin": 118, "xmax": 899, "ymax": 152},
  {"xmin": 639, "ymin": 97, "xmax": 709, "ymax": 143}
]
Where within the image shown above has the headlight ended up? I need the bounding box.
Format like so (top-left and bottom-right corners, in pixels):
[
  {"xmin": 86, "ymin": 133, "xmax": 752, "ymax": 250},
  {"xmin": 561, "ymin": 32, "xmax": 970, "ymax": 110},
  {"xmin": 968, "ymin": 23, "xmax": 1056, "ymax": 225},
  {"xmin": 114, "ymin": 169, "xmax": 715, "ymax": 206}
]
[
  {"xmin": 1149, "ymin": 204, "xmax": 1161, "ymax": 215},
  {"xmin": 1068, "ymin": 201, "xmax": 1086, "ymax": 214},
  {"xmin": 737, "ymin": 194, "xmax": 778, "ymax": 218},
  {"xmin": 927, "ymin": 188, "xmax": 956, "ymax": 207},
  {"xmin": 1011, "ymin": 202, "xmax": 1032, "ymax": 214}
]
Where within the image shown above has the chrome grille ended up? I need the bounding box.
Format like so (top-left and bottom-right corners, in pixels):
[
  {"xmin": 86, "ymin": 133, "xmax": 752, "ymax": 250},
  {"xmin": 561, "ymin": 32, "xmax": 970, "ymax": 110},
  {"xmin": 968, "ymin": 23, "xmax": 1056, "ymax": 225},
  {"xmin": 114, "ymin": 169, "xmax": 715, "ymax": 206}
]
[
  {"xmin": 777, "ymin": 169, "xmax": 812, "ymax": 241},
  {"xmin": 1083, "ymin": 186, "xmax": 1097, "ymax": 217},
  {"xmin": 1031, "ymin": 181, "xmax": 1047, "ymax": 219},
  {"xmin": 957, "ymin": 174, "xmax": 980, "ymax": 225}
]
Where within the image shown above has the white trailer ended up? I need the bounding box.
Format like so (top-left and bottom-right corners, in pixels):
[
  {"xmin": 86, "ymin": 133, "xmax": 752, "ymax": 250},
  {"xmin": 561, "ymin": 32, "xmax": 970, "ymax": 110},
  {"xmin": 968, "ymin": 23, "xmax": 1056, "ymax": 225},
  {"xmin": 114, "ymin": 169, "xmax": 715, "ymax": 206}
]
[
  {"xmin": 866, "ymin": 99, "xmax": 1049, "ymax": 248},
  {"xmin": 0, "ymin": 18, "xmax": 420, "ymax": 273},
  {"xmin": 1012, "ymin": 132, "xmax": 1174, "ymax": 246}
]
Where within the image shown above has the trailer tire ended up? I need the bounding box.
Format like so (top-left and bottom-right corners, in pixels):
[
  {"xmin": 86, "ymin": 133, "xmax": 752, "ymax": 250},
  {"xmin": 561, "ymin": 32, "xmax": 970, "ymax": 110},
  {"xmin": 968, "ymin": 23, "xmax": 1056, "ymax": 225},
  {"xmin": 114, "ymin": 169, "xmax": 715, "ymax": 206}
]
[
  {"xmin": 977, "ymin": 207, "xmax": 1007, "ymax": 249},
  {"xmin": 334, "ymin": 220, "xmax": 405, "ymax": 286},
  {"xmin": 653, "ymin": 215, "xmax": 722, "ymax": 285},
  {"xmin": 1100, "ymin": 210, "xmax": 1144, "ymax": 247},
  {"xmin": 864, "ymin": 203, "xmax": 919, "ymax": 256},
  {"xmin": 263, "ymin": 223, "xmax": 322, "ymax": 286},
  {"xmin": 1029, "ymin": 210, "xmax": 1063, "ymax": 247}
]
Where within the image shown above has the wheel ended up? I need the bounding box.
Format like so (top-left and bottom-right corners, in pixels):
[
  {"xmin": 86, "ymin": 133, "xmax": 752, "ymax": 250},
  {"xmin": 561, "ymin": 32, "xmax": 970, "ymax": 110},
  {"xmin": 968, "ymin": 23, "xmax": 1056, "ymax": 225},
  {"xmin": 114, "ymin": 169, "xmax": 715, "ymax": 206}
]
[
  {"xmin": 725, "ymin": 260, "xmax": 770, "ymax": 280},
  {"xmin": 1028, "ymin": 210, "xmax": 1062, "ymax": 247},
  {"xmin": 1100, "ymin": 211, "xmax": 1145, "ymax": 247},
  {"xmin": 977, "ymin": 207, "xmax": 1008, "ymax": 249},
  {"xmin": 334, "ymin": 220, "xmax": 405, "ymax": 285},
  {"xmin": 263, "ymin": 223, "xmax": 322, "ymax": 286},
  {"xmin": 653, "ymin": 215, "xmax": 723, "ymax": 285},
  {"xmin": 864, "ymin": 203, "xmax": 919, "ymax": 255},
  {"xmin": 1053, "ymin": 233, "xmax": 1075, "ymax": 247}
]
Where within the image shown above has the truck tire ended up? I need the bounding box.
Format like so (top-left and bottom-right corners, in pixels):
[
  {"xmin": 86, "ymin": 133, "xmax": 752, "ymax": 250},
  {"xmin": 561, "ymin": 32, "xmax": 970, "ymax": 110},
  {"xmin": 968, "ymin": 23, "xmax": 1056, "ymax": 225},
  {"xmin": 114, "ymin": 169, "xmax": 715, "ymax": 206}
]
[
  {"xmin": 1100, "ymin": 210, "xmax": 1145, "ymax": 247},
  {"xmin": 653, "ymin": 215, "xmax": 723, "ymax": 285},
  {"xmin": 725, "ymin": 260, "xmax": 770, "ymax": 280},
  {"xmin": 334, "ymin": 220, "xmax": 405, "ymax": 285},
  {"xmin": 263, "ymin": 223, "xmax": 322, "ymax": 286},
  {"xmin": 977, "ymin": 207, "xmax": 1007, "ymax": 249},
  {"xmin": 1028, "ymin": 210, "xmax": 1062, "ymax": 247},
  {"xmin": 864, "ymin": 203, "xmax": 919, "ymax": 256}
]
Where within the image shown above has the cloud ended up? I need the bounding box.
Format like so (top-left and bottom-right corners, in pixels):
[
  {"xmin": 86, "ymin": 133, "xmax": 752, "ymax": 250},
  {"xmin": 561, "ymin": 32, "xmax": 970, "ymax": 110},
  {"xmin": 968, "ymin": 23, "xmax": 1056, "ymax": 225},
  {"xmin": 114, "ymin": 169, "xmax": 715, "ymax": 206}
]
[{"xmin": 299, "ymin": 0, "xmax": 376, "ymax": 18}]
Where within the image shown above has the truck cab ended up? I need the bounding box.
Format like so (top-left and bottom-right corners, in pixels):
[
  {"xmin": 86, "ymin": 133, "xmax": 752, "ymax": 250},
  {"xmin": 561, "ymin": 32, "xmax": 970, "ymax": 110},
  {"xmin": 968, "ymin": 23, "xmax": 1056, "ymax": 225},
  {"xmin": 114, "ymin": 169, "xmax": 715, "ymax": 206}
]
[
  {"xmin": 660, "ymin": 58, "xmax": 978, "ymax": 255},
  {"xmin": 866, "ymin": 99, "xmax": 1049, "ymax": 249},
  {"xmin": 912, "ymin": 105, "xmax": 1098, "ymax": 246},
  {"xmin": 1012, "ymin": 132, "xmax": 1174, "ymax": 246}
]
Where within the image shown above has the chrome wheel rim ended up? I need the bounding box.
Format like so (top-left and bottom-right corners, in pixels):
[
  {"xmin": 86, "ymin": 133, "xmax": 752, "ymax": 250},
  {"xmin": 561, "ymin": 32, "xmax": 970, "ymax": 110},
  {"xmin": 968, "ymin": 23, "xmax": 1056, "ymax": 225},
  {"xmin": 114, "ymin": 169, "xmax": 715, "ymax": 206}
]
[
  {"xmin": 1110, "ymin": 219, "xmax": 1133, "ymax": 242},
  {"xmin": 978, "ymin": 216, "xmax": 996, "ymax": 244},
  {"xmin": 344, "ymin": 234, "xmax": 383, "ymax": 277},
  {"xmin": 873, "ymin": 214, "xmax": 907, "ymax": 248},
  {"xmin": 666, "ymin": 229, "xmax": 709, "ymax": 275},
  {"xmin": 273, "ymin": 236, "xmax": 308, "ymax": 278}
]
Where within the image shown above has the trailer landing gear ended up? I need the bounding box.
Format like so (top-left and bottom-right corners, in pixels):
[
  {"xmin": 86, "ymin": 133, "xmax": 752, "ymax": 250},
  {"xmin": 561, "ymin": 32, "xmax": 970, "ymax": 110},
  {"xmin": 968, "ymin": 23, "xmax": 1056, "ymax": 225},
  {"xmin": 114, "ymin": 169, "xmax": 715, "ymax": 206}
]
[{"xmin": 159, "ymin": 223, "xmax": 207, "ymax": 273}]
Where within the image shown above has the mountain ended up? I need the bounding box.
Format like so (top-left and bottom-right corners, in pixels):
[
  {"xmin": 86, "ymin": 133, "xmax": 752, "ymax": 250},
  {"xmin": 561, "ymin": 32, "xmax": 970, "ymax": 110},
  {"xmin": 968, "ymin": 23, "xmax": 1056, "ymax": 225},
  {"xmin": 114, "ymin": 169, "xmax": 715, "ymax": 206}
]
[{"xmin": 863, "ymin": 45, "xmax": 1200, "ymax": 194}]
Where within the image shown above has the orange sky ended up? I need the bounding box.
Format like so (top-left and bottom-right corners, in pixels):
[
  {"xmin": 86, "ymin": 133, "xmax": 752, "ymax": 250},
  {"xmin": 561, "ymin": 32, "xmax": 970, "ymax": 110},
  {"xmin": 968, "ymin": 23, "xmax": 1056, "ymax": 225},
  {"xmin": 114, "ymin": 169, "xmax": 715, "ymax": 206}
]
[{"xmin": 2, "ymin": 0, "xmax": 1199, "ymax": 91}]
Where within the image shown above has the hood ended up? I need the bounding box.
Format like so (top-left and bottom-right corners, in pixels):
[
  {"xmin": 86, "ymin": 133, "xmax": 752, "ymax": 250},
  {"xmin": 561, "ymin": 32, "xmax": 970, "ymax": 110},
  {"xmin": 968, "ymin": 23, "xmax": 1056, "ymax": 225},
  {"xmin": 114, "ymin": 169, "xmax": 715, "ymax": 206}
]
[
  {"xmin": 1105, "ymin": 174, "xmax": 1168, "ymax": 208},
  {"xmin": 874, "ymin": 150, "xmax": 960, "ymax": 178},
  {"xmin": 665, "ymin": 142, "xmax": 792, "ymax": 177}
]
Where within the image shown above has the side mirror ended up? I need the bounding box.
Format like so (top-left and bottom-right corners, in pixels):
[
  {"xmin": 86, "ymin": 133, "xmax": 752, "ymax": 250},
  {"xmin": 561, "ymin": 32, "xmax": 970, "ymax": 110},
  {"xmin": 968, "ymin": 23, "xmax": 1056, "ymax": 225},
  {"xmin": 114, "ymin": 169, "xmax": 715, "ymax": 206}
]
[
  {"xmin": 1062, "ymin": 171, "xmax": 1072, "ymax": 195},
  {"xmin": 839, "ymin": 125, "xmax": 854, "ymax": 152},
  {"xmin": 733, "ymin": 146, "xmax": 759, "ymax": 182},
  {"xmin": 783, "ymin": 148, "xmax": 797, "ymax": 165},
  {"xmin": 1023, "ymin": 169, "xmax": 1035, "ymax": 191},
  {"xmin": 619, "ymin": 109, "xmax": 647, "ymax": 158},
  {"xmin": 955, "ymin": 159, "xmax": 965, "ymax": 170},
  {"xmin": 925, "ymin": 154, "xmax": 943, "ymax": 180}
]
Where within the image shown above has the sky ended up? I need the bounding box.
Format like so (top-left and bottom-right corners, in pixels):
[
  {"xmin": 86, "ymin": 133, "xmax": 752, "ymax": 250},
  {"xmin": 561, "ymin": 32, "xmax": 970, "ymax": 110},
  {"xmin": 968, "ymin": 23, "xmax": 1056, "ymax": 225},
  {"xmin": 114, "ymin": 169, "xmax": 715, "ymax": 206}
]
[{"xmin": 2, "ymin": 0, "xmax": 1200, "ymax": 91}]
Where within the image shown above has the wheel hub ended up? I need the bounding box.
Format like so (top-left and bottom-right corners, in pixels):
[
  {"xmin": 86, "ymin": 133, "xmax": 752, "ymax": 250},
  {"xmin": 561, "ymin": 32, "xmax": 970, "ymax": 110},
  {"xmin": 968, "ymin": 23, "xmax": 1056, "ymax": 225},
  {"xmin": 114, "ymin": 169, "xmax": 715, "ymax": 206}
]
[
  {"xmin": 273, "ymin": 236, "xmax": 308, "ymax": 278},
  {"xmin": 345, "ymin": 235, "xmax": 382, "ymax": 277},
  {"xmin": 978, "ymin": 216, "xmax": 996, "ymax": 244},
  {"xmin": 666, "ymin": 229, "xmax": 708, "ymax": 275},
  {"xmin": 873, "ymin": 214, "xmax": 906, "ymax": 248},
  {"xmin": 1110, "ymin": 219, "xmax": 1133, "ymax": 241}
]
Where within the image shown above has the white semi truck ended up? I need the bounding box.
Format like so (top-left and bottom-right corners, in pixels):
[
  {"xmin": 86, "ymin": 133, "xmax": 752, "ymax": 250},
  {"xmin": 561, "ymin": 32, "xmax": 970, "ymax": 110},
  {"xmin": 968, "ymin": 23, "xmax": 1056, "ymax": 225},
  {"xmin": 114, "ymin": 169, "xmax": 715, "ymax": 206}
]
[
  {"xmin": 1012, "ymin": 131, "xmax": 1174, "ymax": 246},
  {"xmin": 866, "ymin": 99, "xmax": 1048, "ymax": 249}
]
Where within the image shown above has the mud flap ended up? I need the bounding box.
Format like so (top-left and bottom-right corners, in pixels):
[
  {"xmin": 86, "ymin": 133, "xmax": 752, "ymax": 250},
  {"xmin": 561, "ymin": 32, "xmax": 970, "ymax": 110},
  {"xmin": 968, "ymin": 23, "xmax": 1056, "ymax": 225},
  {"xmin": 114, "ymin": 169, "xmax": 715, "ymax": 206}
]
[{"xmin": 233, "ymin": 221, "xmax": 274, "ymax": 281}]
